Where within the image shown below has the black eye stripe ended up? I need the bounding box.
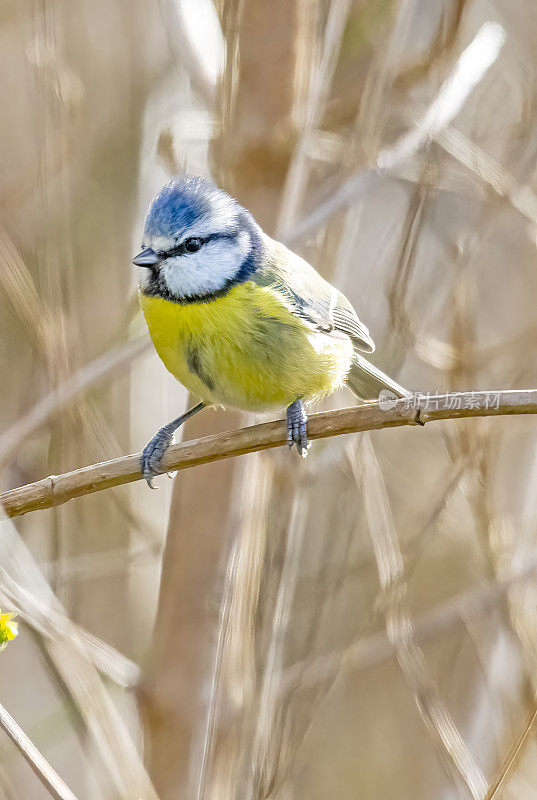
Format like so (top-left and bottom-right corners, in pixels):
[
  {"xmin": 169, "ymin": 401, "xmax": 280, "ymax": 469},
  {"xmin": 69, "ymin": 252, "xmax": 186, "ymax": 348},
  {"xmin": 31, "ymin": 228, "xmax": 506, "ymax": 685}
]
[
  {"xmin": 158, "ymin": 232, "xmax": 237, "ymax": 259},
  {"xmin": 159, "ymin": 237, "xmax": 205, "ymax": 258}
]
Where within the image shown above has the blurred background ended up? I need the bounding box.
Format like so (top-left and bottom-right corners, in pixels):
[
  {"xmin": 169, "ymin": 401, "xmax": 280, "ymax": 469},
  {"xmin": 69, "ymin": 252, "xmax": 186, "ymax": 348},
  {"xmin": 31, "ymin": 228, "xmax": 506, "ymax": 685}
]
[{"xmin": 1, "ymin": 1, "xmax": 537, "ymax": 798}]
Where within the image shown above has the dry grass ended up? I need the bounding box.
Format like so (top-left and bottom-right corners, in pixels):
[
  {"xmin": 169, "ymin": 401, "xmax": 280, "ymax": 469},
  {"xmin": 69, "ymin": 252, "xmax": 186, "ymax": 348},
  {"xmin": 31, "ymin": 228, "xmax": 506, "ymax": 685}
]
[{"xmin": 2, "ymin": 1, "xmax": 537, "ymax": 799}]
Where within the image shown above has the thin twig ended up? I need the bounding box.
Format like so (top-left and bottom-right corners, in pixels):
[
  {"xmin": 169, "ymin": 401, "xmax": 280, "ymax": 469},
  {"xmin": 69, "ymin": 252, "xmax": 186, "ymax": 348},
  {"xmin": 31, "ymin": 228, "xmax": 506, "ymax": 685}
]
[
  {"xmin": 0, "ymin": 516, "xmax": 155, "ymax": 798},
  {"xmin": 1, "ymin": 389, "xmax": 537, "ymax": 518},
  {"xmin": 275, "ymin": 0, "xmax": 352, "ymax": 234},
  {"xmin": 484, "ymin": 703, "xmax": 537, "ymax": 800},
  {"xmin": 283, "ymin": 21, "xmax": 505, "ymax": 244},
  {"xmin": 283, "ymin": 552, "xmax": 537, "ymax": 694},
  {"xmin": 0, "ymin": 702, "xmax": 78, "ymax": 800},
  {"xmin": 0, "ymin": 530, "xmax": 141, "ymax": 688},
  {"xmin": 437, "ymin": 126, "xmax": 537, "ymax": 226},
  {"xmin": 355, "ymin": 435, "xmax": 488, "ymax": 798},
  {"xmin": 0, "ymin": 335, "xmax": 150, "ymax": 470}
]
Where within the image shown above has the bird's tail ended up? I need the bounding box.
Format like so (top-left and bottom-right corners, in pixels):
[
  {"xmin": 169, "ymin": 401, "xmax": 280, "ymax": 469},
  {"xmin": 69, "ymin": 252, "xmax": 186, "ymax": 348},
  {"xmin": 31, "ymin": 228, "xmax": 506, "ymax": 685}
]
[{"xmin": 346, "ymin": 352, "xmax": 410, "ymax": 401}]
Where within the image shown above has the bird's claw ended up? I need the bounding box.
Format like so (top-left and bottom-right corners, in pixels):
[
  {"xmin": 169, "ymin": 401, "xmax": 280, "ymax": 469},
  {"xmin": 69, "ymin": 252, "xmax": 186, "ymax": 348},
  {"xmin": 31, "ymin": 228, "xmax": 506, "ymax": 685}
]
[
  {"xmin": 286, "ymin": 400, "xmax": 309, "ymax": 459},
  {"xmin": 140, "ymin": 426, "xmax": 175, "ymax": 488}
]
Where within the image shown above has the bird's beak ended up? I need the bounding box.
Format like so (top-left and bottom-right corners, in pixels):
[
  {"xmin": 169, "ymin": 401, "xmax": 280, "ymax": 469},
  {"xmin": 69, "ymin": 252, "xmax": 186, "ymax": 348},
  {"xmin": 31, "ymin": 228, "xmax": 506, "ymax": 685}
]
[{"xmin": 132, "ymin": 247, "xmax": 159, "ymax": 267}]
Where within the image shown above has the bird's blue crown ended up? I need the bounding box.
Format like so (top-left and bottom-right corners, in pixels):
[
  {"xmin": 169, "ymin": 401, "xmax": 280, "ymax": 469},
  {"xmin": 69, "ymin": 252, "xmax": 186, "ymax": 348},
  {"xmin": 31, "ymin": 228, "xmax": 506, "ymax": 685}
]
[{"xmin": 144, "ymin": 175, "xmax": 220, "ymax": 239}]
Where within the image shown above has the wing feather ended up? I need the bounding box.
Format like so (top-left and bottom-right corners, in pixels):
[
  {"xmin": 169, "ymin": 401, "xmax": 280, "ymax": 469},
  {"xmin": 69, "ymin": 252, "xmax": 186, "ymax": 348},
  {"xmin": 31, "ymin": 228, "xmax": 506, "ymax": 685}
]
[{"xmin": 254, "ymin": 237, "xmax": 375, "ymax": 352}]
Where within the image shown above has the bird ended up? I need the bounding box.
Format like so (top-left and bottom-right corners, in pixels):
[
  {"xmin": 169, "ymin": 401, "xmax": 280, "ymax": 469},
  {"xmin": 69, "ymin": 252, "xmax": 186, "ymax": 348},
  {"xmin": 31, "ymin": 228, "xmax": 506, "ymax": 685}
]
[{"xmin": 133, "ymin": 175, "xmax": 409, "ymax": 487}]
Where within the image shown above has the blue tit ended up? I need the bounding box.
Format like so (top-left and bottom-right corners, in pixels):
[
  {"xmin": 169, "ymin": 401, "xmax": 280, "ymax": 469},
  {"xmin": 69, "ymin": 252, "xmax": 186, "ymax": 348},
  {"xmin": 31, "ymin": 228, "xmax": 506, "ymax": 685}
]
[{"xmin": 133, "ymin": 175, "xmax": 409, "ymax": 486}]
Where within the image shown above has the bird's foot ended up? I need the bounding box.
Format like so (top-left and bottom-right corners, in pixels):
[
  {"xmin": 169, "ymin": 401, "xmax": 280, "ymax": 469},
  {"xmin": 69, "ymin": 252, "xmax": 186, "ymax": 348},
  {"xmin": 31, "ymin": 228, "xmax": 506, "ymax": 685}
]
[
  {"xmin": 140, "ymin": 402, "xmax": 207, "ymax": 489},
  {"xmin": 286, "ymin": 399, "xmax": 309, "ymax": 459},
  {"xmin": 140, "ymin": 424, "xmax": 175, "ymax": 488}
]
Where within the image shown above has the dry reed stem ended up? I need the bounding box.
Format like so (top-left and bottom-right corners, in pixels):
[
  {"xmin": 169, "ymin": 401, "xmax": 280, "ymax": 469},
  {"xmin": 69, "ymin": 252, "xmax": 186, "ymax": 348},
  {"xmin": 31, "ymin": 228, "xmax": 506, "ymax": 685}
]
[
  {"xmin": 248, "ymin": 483, "xmax": 308, "ymax": 798},
  {"xmin": 1, "ymin": 389, "xmax": 537, "ymax": 518},
  {"xmin": 161, "ymin": 0, "xmax": 220, "ymax": 107},
  {"xmin": 275, "ymin": 0, "xmax": 352, "ymax": 234},
  {"xmin": 438, "ymin": 126, "xmax": 537, "ymax": 226},
  {"xmin": 0, "ymin": 703, "xmax": 78, "ymax": 800},
  {"xmin": 284, "ymin": 21, "xmax": 505, "ymax": 244},
  {"xmin": 0, "ymin": 515, "xmax": 157, "ymax": 798},
  {"xmin": 355, "ymin": 435, "xmax": 488, "ymax": 798},
  {"xmin": 0, "ymin": 570, "xmax": 140, "ymax": 688},
  {"xmin": 283, "ymin": 551, "xmax": 537, "ymax": 694},
  {"xmin": 0, "ymin": 531, "xmax": 140, "ymax": 687},
  {"xmin": 0, "ymin": 336, "xmax": 150, "ymax": 470},
  {"xmin": 192, "ymin": 453, "xmax": 275, "ymax": 799}
]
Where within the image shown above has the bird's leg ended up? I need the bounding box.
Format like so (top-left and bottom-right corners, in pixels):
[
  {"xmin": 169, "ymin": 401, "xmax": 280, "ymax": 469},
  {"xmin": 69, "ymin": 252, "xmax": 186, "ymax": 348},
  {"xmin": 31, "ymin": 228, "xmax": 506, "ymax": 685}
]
[
  {"xmin": 286, "ymin": 399, "xmax": 309, "ymax": 459},
  {"xmin": 141, "ymin": 401, "xmax": 206, "ymax": 488}
]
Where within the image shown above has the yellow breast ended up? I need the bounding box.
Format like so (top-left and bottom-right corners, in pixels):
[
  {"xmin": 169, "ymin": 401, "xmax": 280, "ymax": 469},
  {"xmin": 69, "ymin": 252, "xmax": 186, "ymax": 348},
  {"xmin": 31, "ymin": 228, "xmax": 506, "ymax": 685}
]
[{"xmin": 139, "ymin": 281, "xmax": 353, "ymax": 411}]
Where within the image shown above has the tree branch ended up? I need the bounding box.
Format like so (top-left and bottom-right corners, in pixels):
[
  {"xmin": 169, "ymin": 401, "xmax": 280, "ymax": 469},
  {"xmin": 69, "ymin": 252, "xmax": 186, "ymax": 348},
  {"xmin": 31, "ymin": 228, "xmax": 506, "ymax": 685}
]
[{"xmin": 1, "ymin": 390, "xmax": 536, "ymax": 519}]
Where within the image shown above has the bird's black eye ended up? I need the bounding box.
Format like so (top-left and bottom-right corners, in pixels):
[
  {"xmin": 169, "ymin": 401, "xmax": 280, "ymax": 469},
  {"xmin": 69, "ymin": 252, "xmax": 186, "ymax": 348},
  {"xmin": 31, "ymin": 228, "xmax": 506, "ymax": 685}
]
[{"xmin": 184, "ymin": 237, "xmax": 203, "ymax": 253}]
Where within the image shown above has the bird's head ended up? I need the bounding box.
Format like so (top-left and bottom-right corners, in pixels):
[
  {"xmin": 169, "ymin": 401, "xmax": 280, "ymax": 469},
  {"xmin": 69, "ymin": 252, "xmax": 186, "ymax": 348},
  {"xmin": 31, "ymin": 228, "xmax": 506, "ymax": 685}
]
[{"xmin": 133, "ymin": 175, "xmax": 263, "ymax": 302}]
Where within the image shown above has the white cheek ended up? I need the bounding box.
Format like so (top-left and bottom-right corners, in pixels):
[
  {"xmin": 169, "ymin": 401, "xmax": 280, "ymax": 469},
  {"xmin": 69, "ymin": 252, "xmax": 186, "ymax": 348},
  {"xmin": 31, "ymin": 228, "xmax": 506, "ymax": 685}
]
[{"xmin": 161, "ymin": 235, "xmax": 251, "ymax": 298}]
